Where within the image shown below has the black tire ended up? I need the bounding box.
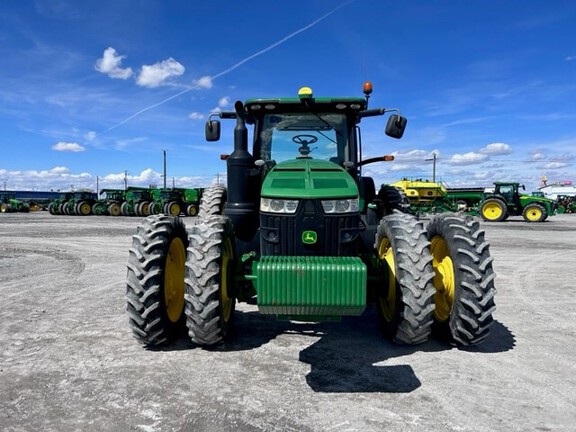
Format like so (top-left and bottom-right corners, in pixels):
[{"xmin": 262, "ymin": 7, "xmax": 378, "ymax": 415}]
[
  {"xmin": 126, "ymin": 215, "xmax": 189, "ymax": 346},
  {"xmin": 186, "ymin": 204, "xmax": 198, "ymax": 217},
  {"xmin": 48, "ymin": 202, "xmax": 56, "ymax": 215},
  {"xmin": 426, "ymin": 213, "xmax": 497, "ymax": 346},
  {"xmin": 523, "ymin": 203, "xmax": 546, "ymax": 222},
  {"xmin": 378, "ymin": 185, "xmax": 411, "ymax": 215},
  {"xmin": 108, "ymin": 203, "xmax": 121, "ymax": 216},
  {"xmin": 149, "ymin": 202, "xmax": 161, "ymax": 215},
  {"xmin": 121, "ymin": 201, "xmax": 130, "ymax": 216},
  {"xmin": 164, "ymin": 201, "xmax": 180, "ymax": 217},
  {"xmin": 480, "ymin": 198, "xmax": 508, "ymax": 222},
  {"xmin": 198, "ymin": 185, "xmax": 227, "ymax": 217},
  {"xmin": 185, "ymin": 215, "xmax": 236, "ymax": 346},
  {"xmin": 374, "ymin": 211, "xmax": 436, "ymax": 344},
  {"xmin": 77, "ymin": 201, "xmax": 92, "ymax": 216}
]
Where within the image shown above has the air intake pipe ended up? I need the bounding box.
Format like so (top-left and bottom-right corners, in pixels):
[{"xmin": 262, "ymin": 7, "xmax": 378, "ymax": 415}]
[{"xmin": 226, "ymin": 101, "xmax": 259, "ymax": 241}]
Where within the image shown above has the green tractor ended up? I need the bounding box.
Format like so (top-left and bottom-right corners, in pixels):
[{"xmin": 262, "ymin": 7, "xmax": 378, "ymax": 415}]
[
  {"xmin": 48, "ymin": 192, "xmax": 74, "ymax": 215},
  {"xmin": 0, "ymin": 192, "xmax": 30, "ymax": 213},
  {"xmin": 126, "ymin": 83, "xmax": 497, "ymax": 349},
  {"xmin": 61, "ymin": 191, "xmax": 97, "ymax": 216},
  {"xmin": 92, "ymin": 189, "xmax": 126, "ymax": 216},
  {"xmin": 150, "ymin": 187, "xmax": 204, "ymax": 216},
  {"xmin": 121, "ymin": 187, "xmax": 154, "ymax": 216},
  {"xmin": 479, "ymin": 182, "xmax": 557, "ymax": 222}
]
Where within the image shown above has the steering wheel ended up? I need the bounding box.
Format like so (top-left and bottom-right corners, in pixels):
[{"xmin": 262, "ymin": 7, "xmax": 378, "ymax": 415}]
[{"xmin": 292, "ymin": 134, "xmax": 318, "ymax": 145}]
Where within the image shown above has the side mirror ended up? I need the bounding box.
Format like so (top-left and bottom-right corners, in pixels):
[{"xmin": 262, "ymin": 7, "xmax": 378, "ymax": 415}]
[
  {"xmin": 385, "ymin": 115, "xmax": 407, "ymax": 139},
  {"xmin": 205, "ymin": 120, "xmax": 221, "ymax": 141}
]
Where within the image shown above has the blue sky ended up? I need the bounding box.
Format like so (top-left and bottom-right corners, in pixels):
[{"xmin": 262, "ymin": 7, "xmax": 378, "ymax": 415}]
[{"xmin": 1, "ymin": 0, "xmax": 575, "ymax": 193}]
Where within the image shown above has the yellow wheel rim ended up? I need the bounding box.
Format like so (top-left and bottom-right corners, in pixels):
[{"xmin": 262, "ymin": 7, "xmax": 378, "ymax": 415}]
[
  {"xmin": 221, "ymin": 237, "xmax": 234, "ymax": 323},
  {"xmin": 430, "ymin": 236, "xmax": 455, "ymax": 322},
  {"xmin": 110, "ymin": 204, "xmax": 120, "ymax": 216},
  {"xmin": 526, "ymin": 208, "xmax": 542, "ymax": 221},
  {"xmin": 0, "ymin": 203, "xmax": 6, "ymax": 213},
  {"xmin": 141, "ymin": 202, "xmax": 150, "ymax": 216},
  {"xmin": 170, "ymin": 203, "xmax": 180, "ymax": 217},
  {"xmin": 377, "ymin": 238, "xmax": 396, "ymax": 322},
  {"xmin": 163, "ymin": 237, "xmax": 186, "ymax": 323},
  {"xmin": 80, "ymin": 203, "xmax": 91, "ymax": 215},
  {"xmin": 482, "ymin": 202, "xmax": 503, "ymax": 220},
  {"xmin": 188, "ymin": 206, "xmax": 197, "ymax": 216}
]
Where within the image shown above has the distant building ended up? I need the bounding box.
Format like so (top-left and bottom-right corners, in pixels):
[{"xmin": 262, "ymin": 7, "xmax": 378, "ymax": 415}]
[
  {"xmin": 0, "ymin": 190, "xmax": 61, "ymax": 205},
  {"xmin": 539, "ymin": 181, "xmax": 576, "ymax": 199}
]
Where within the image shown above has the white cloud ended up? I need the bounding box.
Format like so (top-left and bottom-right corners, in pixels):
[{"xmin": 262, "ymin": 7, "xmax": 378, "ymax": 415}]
[
  {"xmin": 95, "ymin": 47, "xmax": 133, "ymax": 79},
  {"xmin": 85, "ymin": 131, "xmax": 97, "ymax": 141},
  {"xmin": 447, "ymin": 152, "xmax": 489, "ymax": 165},
  {"xmin": 52, "ymin": 142, "xmax": 86, "ymax": 152},
  {"xmin": 390, "ymin": 149, "xmax": 439, "ymax": 163},
  {"xmin": 479, "ymin": 142, "xmax": 512, "ymax": 155},
  {"xmin": 136, "ymin": 58, "xmax": 185, "ymax": 88},
  {"xmin": 193, "ymin": 75, "xmax": 213, "ymax": 89},
  {"xmin": 218, "ymin": 96, "xmax": 231, "ymax": 108},
  {"xmin": 50, "ymin": 166, "xmax": 70, "ymax": 174},
  {"xmin": 531, "ymin": 152, "xmax": 546, "ymax": 161},
  {"xmin": 543, "ymin": 162, "xmax": 568, "ymax": 169},
  {"xmin": 189, "ymin": 112, "xmax": 204, "ymax": 120}
]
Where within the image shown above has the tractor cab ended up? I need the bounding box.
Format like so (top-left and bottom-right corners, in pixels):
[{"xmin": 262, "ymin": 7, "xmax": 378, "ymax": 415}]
[
  {"xmin": 492, "ymin": 182, "xmax": 523, "ymax": 212},
  {"xmin": 205, "ymin": 84, "xmax": 406, "ymax": 251}
]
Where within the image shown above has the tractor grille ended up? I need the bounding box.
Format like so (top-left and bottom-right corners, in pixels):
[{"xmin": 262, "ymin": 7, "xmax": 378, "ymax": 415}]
[{"xmin": 260, "ymin": 200, "xmax": 359, "ymax": 256}]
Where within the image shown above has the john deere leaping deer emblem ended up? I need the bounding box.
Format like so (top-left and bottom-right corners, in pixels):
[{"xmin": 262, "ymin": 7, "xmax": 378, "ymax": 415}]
[{"xmin": 302, "ymin": 230, "xmax": 317, "ymax": 244}]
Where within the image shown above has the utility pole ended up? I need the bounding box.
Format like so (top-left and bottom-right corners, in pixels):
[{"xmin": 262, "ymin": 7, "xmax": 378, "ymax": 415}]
[
  {"xmin": 425, "ymin": 153, "xmax": 437, "ymax": 183},
  {"xmin": 96, "ymin": 176, "xmax": 99, "ymax": 196},
  {"xmin": 163, "ymin": 148, "xmax": 167, "ymax": 189},
  {"xmin": 124, "ymin": 170, "xmax": 128, "ymax": 190}
]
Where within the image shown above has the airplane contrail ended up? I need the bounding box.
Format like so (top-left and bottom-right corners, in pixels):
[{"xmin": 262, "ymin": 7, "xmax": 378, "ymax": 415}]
[{"xmin": 99, "ymin": 0, "xmax": 355, "ymax": 135}]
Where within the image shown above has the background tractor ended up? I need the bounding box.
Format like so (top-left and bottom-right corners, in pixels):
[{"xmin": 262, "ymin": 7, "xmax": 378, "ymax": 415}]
[
  {"xmin": 62, "ymin": 191, "xmax": 97, "ymax": 216},
  {"xmin": 479, "ymin": 182, "xmax": 557, "ymax": 222},
  {"xmin": 126, "ymin": 83, "xmax": 497, "ymax": 351},
  {"xmin": 0, "ymin": 192, "xmax": 30, "ymax": 213},
  {"xmin": 48, "ymin": 192, "xmax": 74, "ymax": 215},
  {"xmin": 149, "ymin": 187, "xmax": 204, "ymax": 216},
  {"xmin": 121, "ymin": 187, "xmax": 153, "ymax": 216},
  {"xmin": 92, "ymin": 189, "xmax": 126, "ymax": 216}
]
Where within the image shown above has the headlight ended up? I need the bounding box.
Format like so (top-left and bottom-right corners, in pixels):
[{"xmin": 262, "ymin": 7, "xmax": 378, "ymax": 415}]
[
  {"xmin": 321, "ymin": 198, "xmax": 359, "ymax": 214},
  {"xmin": 260, "ymin": 198, "xmax": 299, "ymax": 214}
]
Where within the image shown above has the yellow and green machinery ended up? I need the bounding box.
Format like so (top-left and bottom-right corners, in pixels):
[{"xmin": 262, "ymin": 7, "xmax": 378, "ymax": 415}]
[
  {"xmin": 149, "ymin": 187, "xmax": 204, "ymax": 216},
  {"xmin": 0, "ymin": 192, "xmax": 30, "ymax": 213},
  {"xmin": 125, "ymin": 83, "xmax": 497, "ymax": 350},
  {"xmin": 393, "ymin": 179, "xmax": 557, "ymax": 222}
]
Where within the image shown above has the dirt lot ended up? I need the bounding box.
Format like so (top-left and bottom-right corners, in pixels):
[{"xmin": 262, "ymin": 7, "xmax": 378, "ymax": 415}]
[{"xmin": 1, "ymin": 212, "xmax": 575, "ymax": 432}]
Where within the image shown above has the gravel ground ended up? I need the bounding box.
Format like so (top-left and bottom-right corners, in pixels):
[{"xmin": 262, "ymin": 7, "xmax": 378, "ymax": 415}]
[{"xmin": 1, "ymin": 212, "xmax": 575, "ymax": 432}]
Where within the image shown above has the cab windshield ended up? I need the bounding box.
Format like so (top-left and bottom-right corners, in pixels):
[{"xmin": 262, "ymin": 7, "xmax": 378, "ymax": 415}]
[{"xmin": 257, "ymin": 113, "xmax": 350, "ymax": 164}]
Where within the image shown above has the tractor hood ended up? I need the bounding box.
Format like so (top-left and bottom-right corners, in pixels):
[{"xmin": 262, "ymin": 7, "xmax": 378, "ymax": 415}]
[{"xmin": 261, "ymin": 159, "xmax": 358, "ymax": 199}]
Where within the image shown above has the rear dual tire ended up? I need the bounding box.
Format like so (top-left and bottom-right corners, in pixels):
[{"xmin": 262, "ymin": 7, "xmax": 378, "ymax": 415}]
[{"xmin": 426, "ymin": 213, "xmax": 497, "ymax": 346}]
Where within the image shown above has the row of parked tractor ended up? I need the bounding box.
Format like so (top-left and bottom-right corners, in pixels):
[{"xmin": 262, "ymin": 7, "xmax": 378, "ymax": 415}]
[
  {"xmin": 47, "ymin": 186, "xmax": 205, "ymax": 217},
  {"xmin": 390, "ymin": 179, "xmax": 562, "ymax": 222}
]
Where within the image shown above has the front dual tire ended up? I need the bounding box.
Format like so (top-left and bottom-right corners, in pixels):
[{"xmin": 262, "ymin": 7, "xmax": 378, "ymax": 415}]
[
  {"xmin": 374, "ymin": 212, "xmax": 497, "ymax": 347},
  {"xmin": 126, "ymin": 214, "xmax": 236, "ymax": 347}
]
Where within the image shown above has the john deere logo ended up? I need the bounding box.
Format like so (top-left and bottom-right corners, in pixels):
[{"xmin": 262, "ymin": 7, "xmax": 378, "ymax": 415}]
[{"xmin": 302, "ymin": 230, "xmax": 317, "ymax": 244}]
